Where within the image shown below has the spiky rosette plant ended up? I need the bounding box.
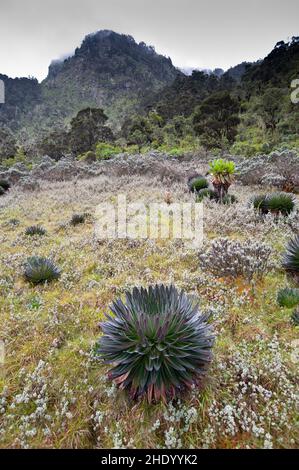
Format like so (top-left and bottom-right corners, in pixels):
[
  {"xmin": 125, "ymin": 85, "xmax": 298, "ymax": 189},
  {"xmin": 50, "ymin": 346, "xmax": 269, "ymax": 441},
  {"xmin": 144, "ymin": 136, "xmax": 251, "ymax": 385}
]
[
  {"xmin": 25, "ymin": 225, "xmax": 46, "ymax": 237},
  {"xmin": 97, "ymin": 285, "xmax": 214, "ymax": 402},
  {"xmin": 24, "ymin": 256, "xmax": 61, "ymax": 284},
  {"xmin": 196, "ymin": 188, "xmax": 217, "ymax": 202},
  {"xmin": 291, "ymin": 308, "xmax": 299, "ymax": 326},
  {"xmin": 70, "ymin": 213, "xmax": 87, "ymax": 226},
  {"xmin": 266, "ymin": 192, "xmax": 296, "ymax": 216},
  {"xmin": 277, "ymin": 287, "xmax": 299, "ymax": 308},
  {"xmin": 189, "ymin": 176, "xmax": 209, "ymax": 193},
  {"xmin": 252, "ymin": 192, "xmax": 296, "ymax": 216},
  {"xmin": 282, "ymin": 235, "xmax": 299, "ymax": 284},
  {"xmin": 251, "ymin": 194, "xmax": 268, "ymax": 213}
]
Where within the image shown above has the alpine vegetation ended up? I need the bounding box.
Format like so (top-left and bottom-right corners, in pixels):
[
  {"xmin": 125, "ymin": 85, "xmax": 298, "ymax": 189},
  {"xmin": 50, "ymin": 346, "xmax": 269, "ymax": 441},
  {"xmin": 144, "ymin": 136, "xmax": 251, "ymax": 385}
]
[
  {"xmin": 70, "ymin": 213, "xmax": 87, "ymax": 226},
  {"xmin": 96, "ymin": 284, "xmax": 214, "ymax": 403},
  {"xmin": 282, "ymin": 235, "xmax": 299, "ymax": 284},
  {"xmin": 209, "ymin": 159, "xmax": 235, "ymax": 201},
  {"xmin": 0, "ymin": 179, "xmax": 10, "ymax": 192},
  {"xmin": 251, "ymin": 192, "xmax": 296, "ymax": 216},
  {"xmin": 277, "ymin": 287, "xmax": 299, "ymax": 308},
  {"xmin": 196, "ymin": 188, "xmax": 217, "ymax": 202},
  {"xmin": 25, "ymin": 225, "xmax": 47, "ymax": 237},
  {"xmin": 199, "ymin": 237, "xmax": 272, "ymax": 281},
  {"xmin": 189, "ymin": 176, "xmax": 209, "ymax": 193},
  {"xmin": 291, "ymin": 308, "xmax": 299, "ymax": 325},
  {"xmin": 24, "ymin": 256, "xmax": 61, "ymax": 284}
]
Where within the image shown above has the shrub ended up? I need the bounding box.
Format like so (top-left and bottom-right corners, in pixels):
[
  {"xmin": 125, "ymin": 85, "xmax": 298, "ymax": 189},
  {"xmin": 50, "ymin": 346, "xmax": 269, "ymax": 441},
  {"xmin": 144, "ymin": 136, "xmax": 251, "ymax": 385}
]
[
  {"xmin": 221, "ymin": 194, "xmax": 238, "ymax": 205},
  {"xmin": 196, "ymin": 188, "xmax": 217, "ymax": 202},
  {"xmin": 277, "ymin": 288, "xmax": 299, "ymax": 308},
  {"xmin": 24, "ymin": 256, "xmax": 61, "ymax": 284},
  {"xmin": 282, "ymin": 235, "xmax": 299, "ymax": 284},
  {"xmin": 0, "ymin": 179, "xmax": 10, "ymax": 191},
  {"xmin": 199, "ymin": 237, "xmax": 272, "ymax": 281},
  {"xmin": 291, "ymin": 308, "xmax": 299, "ymax": 326},
  {"xmin": 266, "ymin": 192, "xmax": 296, "ymax": 216},
  {"xmin": 0, "ymin": 186, "xmax": 5, "ymax": 196},
  {"xmin": 79, "ymin": 151, "xmax": 96, "ymax": 163},
  {"xmin": 251, "ymin": 194, "xmax": 268, "ymax": 213},
  {"xmin": 96, "ymin": 284, "xmax": 214, "ymax": 402},
  {"xmin": 189, "ymin": 176, "xmax": 209, "ymax": 193},
  {"xmin": 70, "ymin": 213, "xmax": 86, "ymax": 226},
  {"xmin": 95, "ymin": 142, "xmax": 122, "ymax": 160},
  {"xmin": 251, "ymin": 192, "xmax": 296, "ymax": 216},
  {"xmin": 25, "ymin": 225, "xmax": 46, "ymax": 237},
  {"xmin": 8, "ymin": 218, "xmax": 20, "ymax": 226}
]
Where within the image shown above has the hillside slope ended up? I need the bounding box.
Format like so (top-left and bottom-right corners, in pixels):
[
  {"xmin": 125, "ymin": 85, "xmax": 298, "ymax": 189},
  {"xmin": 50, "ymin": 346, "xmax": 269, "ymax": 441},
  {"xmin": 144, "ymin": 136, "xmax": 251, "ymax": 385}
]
[{"xmin": 0, "ymin": 30, "xmax": 180, "ymax": 138}]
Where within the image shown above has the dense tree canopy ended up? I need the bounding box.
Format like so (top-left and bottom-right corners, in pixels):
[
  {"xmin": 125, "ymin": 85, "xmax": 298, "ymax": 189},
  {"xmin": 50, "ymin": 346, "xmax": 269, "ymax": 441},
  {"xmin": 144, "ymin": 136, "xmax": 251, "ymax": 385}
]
[
  {"xmin": 193, "ymin": 92, "xmax": 240, "ymax": 149},
  {"xmin": 69, "ymin": 108, "xmax": 114, "ymax": 155}
]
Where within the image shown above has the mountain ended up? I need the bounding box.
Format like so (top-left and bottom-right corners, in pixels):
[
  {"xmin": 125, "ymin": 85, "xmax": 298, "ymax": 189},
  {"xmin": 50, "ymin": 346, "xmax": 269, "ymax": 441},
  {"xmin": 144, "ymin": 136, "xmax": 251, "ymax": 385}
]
[
  {"xmin": 141, "ymin": 69, "xmax": 235, "ymax": 121},
  {"xmin": 0, "ymin": 74, "xmax": 41, "ymax": 131},
  {"xmin": 0, "ymin": 30, "xmax": 180, "ymax": 138},
  {"xmin": 1, "ymin": 33, "xmax": 299, "ymax": 155},
  {"xmin": 242, "ymin": 36, "xmax": 299, "ymax": 87}
]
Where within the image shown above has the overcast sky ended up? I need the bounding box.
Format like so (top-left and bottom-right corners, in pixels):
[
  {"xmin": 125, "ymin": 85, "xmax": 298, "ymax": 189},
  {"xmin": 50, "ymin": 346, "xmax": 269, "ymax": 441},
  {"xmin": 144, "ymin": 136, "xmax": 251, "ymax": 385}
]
[{"xmin": 0, "ymin": 0, "xmax": 298, "ymax": 81}]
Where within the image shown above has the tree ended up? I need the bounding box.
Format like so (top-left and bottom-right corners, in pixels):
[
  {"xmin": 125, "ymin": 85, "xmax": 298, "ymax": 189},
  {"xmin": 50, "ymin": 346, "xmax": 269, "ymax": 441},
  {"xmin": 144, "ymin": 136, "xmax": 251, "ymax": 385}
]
[
  {"xmin": 129, "ymin": 129, "xmax": 148, "ymax": 152},
  {"xmin": 69, "ymin": 108, "xmax": 114, "ymax": 155},
  {"xmin": 37, "ymin": 128, "xmax": 69, "ymax": 160},
  {"xmin": 257, "ymin": 87, "xmax": 285, "ymax": 133},
  {"xmin": 0, "ymin": 127, "xmax": 17, "ymax": 161},
  {"xmin": 193, "ymin": 91, "xmax": 240, "ymax": 149}
]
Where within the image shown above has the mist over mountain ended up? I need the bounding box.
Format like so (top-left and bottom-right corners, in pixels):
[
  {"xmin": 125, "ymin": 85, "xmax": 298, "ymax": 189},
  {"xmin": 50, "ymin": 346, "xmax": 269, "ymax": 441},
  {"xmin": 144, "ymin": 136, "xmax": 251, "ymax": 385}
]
[
  {"xmin": 0, "ymin": 30, "xmax": 180, "ymax": 139},
  {"xmin": 0, "ymin": 31, "xmax": 299, "ymax": 157}
]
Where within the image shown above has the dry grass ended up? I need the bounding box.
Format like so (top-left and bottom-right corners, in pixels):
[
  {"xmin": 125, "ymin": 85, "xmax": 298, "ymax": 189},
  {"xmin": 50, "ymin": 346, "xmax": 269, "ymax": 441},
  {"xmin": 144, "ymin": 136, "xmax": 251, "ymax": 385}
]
[{"xmin": 0, "ymin": 175, "xmax": 298, "ymax": 448}]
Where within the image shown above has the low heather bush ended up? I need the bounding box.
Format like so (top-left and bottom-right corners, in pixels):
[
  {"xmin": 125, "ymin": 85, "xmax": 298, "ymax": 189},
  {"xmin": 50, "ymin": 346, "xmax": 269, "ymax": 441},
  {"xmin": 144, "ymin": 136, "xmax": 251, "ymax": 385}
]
[{"xmin": 199, "ymin": 237, "xmax": 272, "ymax": 281}]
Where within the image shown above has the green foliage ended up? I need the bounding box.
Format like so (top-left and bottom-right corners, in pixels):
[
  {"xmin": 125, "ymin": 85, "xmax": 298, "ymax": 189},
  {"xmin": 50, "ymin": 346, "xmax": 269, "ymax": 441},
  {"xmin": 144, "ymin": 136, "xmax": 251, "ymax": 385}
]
[
  {"xmin": 78, "ymin": 150, "xmax": 96, "ymax": 162},
  {"xmin": 25, "ymin": 225, "xmax": 46, "ymax": 237},
  {"xmin": 26, "ymin": 295, "xmax": 43, "ymax": 310},
  {"xmin": 0, "ymin": 127, "xmax": 17, "ymax": 161},
  {"xmin": 167, "ymin": 147, "xmax": 184, "ymax": 157},
  {"xmin": 266, "ymin": 192, "xmax": 296, "ymax": 216},
  {"xmin": 69, "ymin": 108, "xmax": 114, "ymax": 155},
  {"xmin": 37, "ymin": 128, "xmax": 69, "ymax": 160},
  {"xmin": 252, "ymin": 192, "xmax": 296, "ymax": 216},
  {"xmin": 95, "ymin": 142, "xmax": 122, "ymax": 160},
  {"xmin": 143, "ymin": 70, "xmax": 230, "ymax": 121},
  {"xmin": 221, "ymin": 194, "xmax": 238, "ymax": 205},
  {"xmin": 209, "ymin": 159, "xmax": 236, "ymax": 178},
  {"xmin": 282, "ymin": 235, "xmax": 299, "ymax": 281},
  {"xmin": 196, "ymin": 188, "xmax": 217, "ymax": 202},
  {"xmin": 209, "ymin": 159, "xmax": 236, "ymax": 198},
  {"xmin": 190, "ymin": 177, "xmax": 209, "ymax": 193},
  {"xmin": 96, "ymin": 284, "xmax": 214, "ymax": 402},
  {"xmin": 24, "ymin": 256, "xmax": 61, "ymax": 284},
  {"xmin": 251, "ymin": 194, "xmax": 268, "ymax": 213},
  {"xmin": 193, "ymin": 92, "xmax": 240, "ymax": 149},
  {"xmin": 277, "ymin": 288, "xmax": 299, "ymax": 309},
  {"xmin": 0, "ymin": 186, "xmax": 5, "ymax": 196},
  {"xmin": 291, "ymin": 308, "xmax": 299, "ymax": 326}
]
